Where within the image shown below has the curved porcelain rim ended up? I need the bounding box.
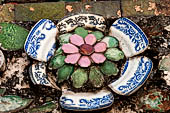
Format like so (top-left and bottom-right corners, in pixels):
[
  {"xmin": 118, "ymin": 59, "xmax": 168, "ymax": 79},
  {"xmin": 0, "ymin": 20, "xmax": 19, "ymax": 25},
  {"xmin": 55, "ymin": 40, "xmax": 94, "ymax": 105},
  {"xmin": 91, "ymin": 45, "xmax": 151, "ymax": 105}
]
[{"xmin": 60, "ymin": 88, "xmax": 114, "ymax": 111}]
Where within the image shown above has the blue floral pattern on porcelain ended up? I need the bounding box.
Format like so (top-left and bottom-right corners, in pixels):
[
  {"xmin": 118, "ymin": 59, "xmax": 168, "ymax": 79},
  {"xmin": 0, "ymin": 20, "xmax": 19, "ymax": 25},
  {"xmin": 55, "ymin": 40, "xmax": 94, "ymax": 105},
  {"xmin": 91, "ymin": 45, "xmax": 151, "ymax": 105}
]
[
  {"xmin": 109, "ymin": 18, "xmax": 149, "ymax": 57},
  {"xmin": 60, "ymin": 91, "xmax": 114, "ymax": 110},
  {"xmin": 112, "ymin": 18, "xmax": 148, "ymax": 52},
  {"xmin": 109, "ymin": 56, "xmax": 153, "ymax": 95},
  {"xmin": 29, "ymin": 62, "xmax": 51, "ymax": 86},
  {"xmin": 118, "ymin": 57, "xmax": 152, "ymax": 94},
  {"xmin": 24, "ymin": 19, "xmax": 57, "ymax": 62}
]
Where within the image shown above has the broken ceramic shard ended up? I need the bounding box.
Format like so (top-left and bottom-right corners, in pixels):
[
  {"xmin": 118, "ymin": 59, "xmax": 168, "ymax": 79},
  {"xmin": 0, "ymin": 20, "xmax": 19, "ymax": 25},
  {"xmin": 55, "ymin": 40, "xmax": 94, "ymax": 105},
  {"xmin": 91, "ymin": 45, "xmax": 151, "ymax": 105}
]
[
  {"xmin": 109, "ymin": 18, "xmax": 149, "ymax": 58},
  {"xmin": 70, "ymin": 34, "xmax": 85, "ymax": 46},
  {"xmin": 91, "ymin": 31, "xmax": 104, "ymax": 41},
  {"xmin": 78, "ymin": 56, "xmax": 91, "ymax": 67},
  {"xmin": 71, "ymin": 68, "xmax": 88, "ymax": 88},
  {"xmin": 80, "ymin": 14, "xmax": 106, "ymax": 32},
  {"xmin": 57, "ymin": 65, "xmax": 74, "ymax": 83},
  {"xmin": 91, "ymin": 53, "xmax": 106, "ymax": 64},
  {"xmin": 26, "ymin": 101, "xmax": 58, "ymax": 113},
  {"xmin": 0, "ymin": 23, "xmax": 29, "ymax": 51},
  {"xmin": 89, "ymin": 66, "xmax": 104, "ymax": 88},
  {"xmin": 101, "ymin": 36, "xmax": 118, "ymax": 48},
  {"xmin": 84, "ymin": 34, "xmax": 96, "ymax": 45},
  {"xmin": 24, "ymin": 19, "xmax": 57, "ymax": 62},
  {"xmin": 0, "ymin": 88, "xmax": 6, "ymax": 96},
  {"xmin": 62, "ymin": 43, "xmax": 79, "ymax": 53},
  {"xmin": 57, "ymin": 14, "xmax": 106, "ymax": 33},
  {"xmin": 94, "ymin": 42, "xmax": 107, "ymax": 52},
  {"xmin": 139, "ymin": 89, "xmax": 170, "ymax": 112},
  {"xmin": 57, "ymin": 14, "xmax": 79, "ymax": 33},
  {"xmin": 100, "ymin": 61, "xmax": 119, "ymax": 76},
  {"xmin": 29, "ymin": 62, "xmax": 59, "ymax": 90},
  {"xmin": 65, "ymin": 53, "xmax": 81, "ymax": 64},
  {"xmin": 0, "ymin": 95, "xmax": 33, "ymax": 112},
  {"xmin": 74, "ymin": 27, "xmax": 88, "ymax": 38},
  {"xmin": 58, "ymin": 33, "xmax": 72, "ymax": 45},
  {"xmin": 159, "ymin": 54, "xmax": 170, "ymax": 86},
  {"xmin": 54, "ymin": 47, "xmax": 63, "ymax": 56},
  {"xmin": 60, "ymin": 89, "xmax": 114, "ymax": 111},
  {"xmin": 0, "ymin": 50, "xmax": 5, "ymax": 71},
  {"xmin": 104, "ymin": 48, "xmax": 124, "ymax": 61},
  {"xmin": 80, "ymin": 44, "xmax": 94, "ymax": 55},
  {"xmin": 49, "ymin": 55, "xmax": 66, "ymax": 70},
  {"xmin": 109, "ymin": 56, "xmax": 153, "ymax": 95},
  {"xmin": 159, "ymin": 54, "xmax": 170, "ymax": 72}
]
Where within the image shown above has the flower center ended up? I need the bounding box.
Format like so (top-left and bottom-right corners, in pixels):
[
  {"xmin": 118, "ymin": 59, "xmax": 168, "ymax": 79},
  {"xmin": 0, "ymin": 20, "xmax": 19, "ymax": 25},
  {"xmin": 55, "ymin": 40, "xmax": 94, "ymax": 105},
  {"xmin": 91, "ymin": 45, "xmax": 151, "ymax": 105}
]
[{"xmin": 80, "ymin": 44, "xmax": 94, "ymax": 55}]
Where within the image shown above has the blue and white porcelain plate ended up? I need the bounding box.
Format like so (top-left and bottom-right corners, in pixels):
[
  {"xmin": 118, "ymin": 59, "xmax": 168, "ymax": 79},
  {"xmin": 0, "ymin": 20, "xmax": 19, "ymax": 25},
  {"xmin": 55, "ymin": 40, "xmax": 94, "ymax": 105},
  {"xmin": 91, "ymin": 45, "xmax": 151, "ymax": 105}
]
[
  {"xmin": 57, "ymin": 14, "xmax": 106, "ymax": 34},
  {"xmin": 109, "ymin": 56, "xmax": 153, "ymax": 95},
  {"xmin": 60, "ymin": 89, "xmax": 114, "ymax": 111},
  {"xmin": 109, "ymin": 18, "xmax": 149, "ymax": 58},
  {"xmin": 24, "ymin": 19, "xmax": 58, "ymax": 62},
  {"xmin": 29, "ymin": 62, "xmax": 51, "ymax": 86}
]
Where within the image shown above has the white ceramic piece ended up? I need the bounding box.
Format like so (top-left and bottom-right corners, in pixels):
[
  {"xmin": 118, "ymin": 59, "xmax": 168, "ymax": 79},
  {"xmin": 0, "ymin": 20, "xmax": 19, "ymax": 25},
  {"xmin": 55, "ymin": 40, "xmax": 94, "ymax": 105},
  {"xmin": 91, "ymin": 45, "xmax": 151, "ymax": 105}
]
[
  {"xmin": 24, "ymin": 19, "xmax": 58, "ymax": 62},
  {"xmin": 29, "ymin": 62, "xmax": 59, "ymax": 90},
  {"xmin": 0, "ymin": 50, "xmax": 5, "ymax": 71},
  {"xmin": 108, "ymin": 56, "xmax": 153, "ymax": 96},
  {"xmin": 109, "ymin": 18, "xmax": 149, "ymax": 58},
  {"xmin": 57, "ymin": 14, "xmax": 106, "ymax": 33},
  {"xmin": 60, "ymin": 89, "xmax": 114, "ymax": 111}
]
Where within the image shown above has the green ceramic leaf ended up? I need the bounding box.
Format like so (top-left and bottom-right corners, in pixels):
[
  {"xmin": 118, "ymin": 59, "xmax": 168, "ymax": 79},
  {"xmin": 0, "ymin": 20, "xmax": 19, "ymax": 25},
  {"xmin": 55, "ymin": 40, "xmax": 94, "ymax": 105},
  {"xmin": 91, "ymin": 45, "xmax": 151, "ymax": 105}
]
[
  {"xmin": 102, "ymin": 36, "xmax": 118, "ymax": 48},
  {"xmin": 100, "ymin": 61, "xmax": 119, "ymax": 76},
  {"xmin": 0, "ymin": 23, "xmax": 29, "ymax": 51},
  {"xmin": 55, "ymin": 47, "xmax": 63, "ymax": 55},
  {"xmin": 0, "ymin": 95, "xmax": 32, "ymax": 112},
  {"xmin": 58, "ymin": 33, "xmax": 72, "ymax": 45},
  {"xmin": 89, "ymin": 66, "xmax": 104, "ymax": 88},
  {"xmin": 49, "ymin": 55, "xmax": 65, "ymax": 70},
  {"xmin": 74, "ymin": 27, "xmax": 88, "ymax": 38},
  {"xmin": 71, "ymin": 68, "xmax": 88, "ymax": 88},
  {"xmin": 104, "ymin": 48, "xmax": 124, "ymax": 61},
  {"xmin": 57, "ymin": 65, "xmax": 74, "ymax": 83},
  {"xmin": 91, "ymin": 31, "xmax": 104, "ymax": 41}
]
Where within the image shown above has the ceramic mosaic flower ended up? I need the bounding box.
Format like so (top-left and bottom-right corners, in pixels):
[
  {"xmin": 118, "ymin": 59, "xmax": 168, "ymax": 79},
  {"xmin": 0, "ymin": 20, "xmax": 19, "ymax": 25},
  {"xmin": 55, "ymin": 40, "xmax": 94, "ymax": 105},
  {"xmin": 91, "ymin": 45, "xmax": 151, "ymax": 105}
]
[
  {"xmin": 62, "ymin": 34, "xmax": 107, "ymax": 67},
  {"xmin": 49, "ymin": 26, "xmax": 124, "ymax": 88},
  {"xmin": 24, "ymin": 14, "xmax": 153, "ymax": 111}
]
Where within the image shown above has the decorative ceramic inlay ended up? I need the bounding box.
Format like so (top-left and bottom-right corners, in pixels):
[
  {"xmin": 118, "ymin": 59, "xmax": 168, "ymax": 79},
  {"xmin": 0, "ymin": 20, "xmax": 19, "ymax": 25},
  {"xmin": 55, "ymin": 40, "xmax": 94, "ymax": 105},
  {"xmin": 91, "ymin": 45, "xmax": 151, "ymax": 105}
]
[
  {"xmin": 55, "ymin": 14, "xmax": 153, "ymax": 110},
  {"xmin": 29, "ymin": 62, "xmax": 51, "ymax": 86},
  {"xmin": 62, "ymin": 34, "xmax": 107, "ymax": 67},
  {"xmin": 60, "ymin": 89, "xmax": 114, "ymax": 110},
  {"xmin": 109, "ymin": 18, "xmax": 149, "ymax": 58},
  {"xmin": 29, "ymin": 62, "xmax": 59, "ymax": 90},
  {"xmin": 0, "ymin": 50, "xmax": 5, "ymax": 71},
  {"xmin": 109, "ymin": 56, "xmax": 153, "ymax": 95},
  {"xmin": 24, "ymin": 19, "xmax": 58, "ymax": 62},
  {"xmin": 57, "ymin": 14, "xmax": 106, "ymax": 34}
]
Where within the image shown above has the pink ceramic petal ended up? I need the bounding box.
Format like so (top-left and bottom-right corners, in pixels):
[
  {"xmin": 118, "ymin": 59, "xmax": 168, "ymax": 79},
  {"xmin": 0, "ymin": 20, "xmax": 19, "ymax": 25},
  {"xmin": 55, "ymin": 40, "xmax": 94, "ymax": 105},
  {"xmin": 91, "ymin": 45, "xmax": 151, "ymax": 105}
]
[
  {"xmin": 65, "ymin": 53, "xmax": 81, "ymax": 64},
  {"xmin": 85, "ymin": 34, "xmax": 96, "ymax": 45},
  {"xmin": 78, "ymin": 56, "xmax": 91, "ymax": 67},
  {"xmin": 62, "ymin": 43, "xmax": 79, "ymax": 53},
  {"xmin": 70, "ymin": 34, "xmax": 84, "ymax": 46},
  {"xmin": 91, "ymin": 53, "xmax": 106, "ymax": 64},
  {"xmin": 94, "ymin": 42, "xmax": 107, "ymax": 52}
]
